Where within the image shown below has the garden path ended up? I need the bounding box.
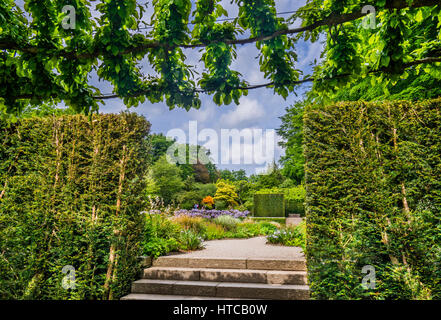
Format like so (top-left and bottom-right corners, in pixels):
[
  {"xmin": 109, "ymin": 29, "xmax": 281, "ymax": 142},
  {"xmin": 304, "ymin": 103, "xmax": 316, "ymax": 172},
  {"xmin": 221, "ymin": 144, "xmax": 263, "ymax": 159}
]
[{"xmin": 122, "ymin": 237, "xmax": 309, "ymax": 300}]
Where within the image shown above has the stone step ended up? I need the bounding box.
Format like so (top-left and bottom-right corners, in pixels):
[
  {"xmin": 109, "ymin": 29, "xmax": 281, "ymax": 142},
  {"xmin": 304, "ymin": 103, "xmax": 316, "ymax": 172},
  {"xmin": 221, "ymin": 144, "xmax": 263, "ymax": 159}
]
[
  {"xmin": 143, "ymin": 267, "xmax": 307, "ymax": 285},
  {"xmin": 121, "ymin": 293, "xmax": 249, "ymax": 300},
  {"xmin": 131, "ymin": 279, "xmax": 309, "ymax": 300},
  {"xmin": 153, "ymin": 256, "xmax": 306, "ymax": 271}
]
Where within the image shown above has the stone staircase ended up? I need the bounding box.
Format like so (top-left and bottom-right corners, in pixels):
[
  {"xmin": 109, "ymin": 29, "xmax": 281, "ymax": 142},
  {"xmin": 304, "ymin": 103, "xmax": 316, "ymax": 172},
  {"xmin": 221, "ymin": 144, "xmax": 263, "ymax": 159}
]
[
  {"xmin": 286, "ymin": 214, "xmax": 304, "ymax": 227},
  {"xmin": 121, "ymin": 255, "xmax": 309, "ymax": 300}
]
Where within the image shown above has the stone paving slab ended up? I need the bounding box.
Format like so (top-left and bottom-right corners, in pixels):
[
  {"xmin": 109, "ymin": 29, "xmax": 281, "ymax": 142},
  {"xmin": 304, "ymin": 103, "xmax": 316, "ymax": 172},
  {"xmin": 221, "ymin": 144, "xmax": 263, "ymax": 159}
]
[{"xmin": 164, "ymin": 237, "xmax": 304, "ymax": 260}]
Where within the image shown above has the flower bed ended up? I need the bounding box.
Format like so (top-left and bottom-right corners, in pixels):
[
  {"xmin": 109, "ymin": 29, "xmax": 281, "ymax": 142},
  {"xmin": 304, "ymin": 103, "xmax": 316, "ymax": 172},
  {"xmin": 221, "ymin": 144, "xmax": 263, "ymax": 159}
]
[{"xmin": 173, "ymin": 209, "xmax": 250, "ymax": 219}]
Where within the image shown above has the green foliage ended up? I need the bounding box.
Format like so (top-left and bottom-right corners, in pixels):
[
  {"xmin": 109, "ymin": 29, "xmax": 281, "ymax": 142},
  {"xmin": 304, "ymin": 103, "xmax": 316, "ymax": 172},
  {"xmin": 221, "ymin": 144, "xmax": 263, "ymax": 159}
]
[
  {"xmin": 277, "ymin": 101, "xmax": 305, "ymax": 183},
  {"xmin": 257, "ymin": 185, "xmax": 306, "ymax": 216},
  {"xmin": 178, "ymin": 230, "xmax": 204, "ymax": 251},
  {"xmin": 267, "ymin": 222, "xmax": 306, "ymax": 250},
  {"xmin": 150, "ymin": 155, "xmax": 184, "ymax": 204},
  {"xmin": 254, "ymin": 161, "xmax": 285, "ymax": 189},
  {"xmin": 304, "ymin": 99, "xmax": 441, "ymax": 300},
  {"xmin": 205, "ymin": 223, "xmax": 226, "ymax": 240},
  {"xmin": 251, "ymin": 217, "xmax": 286, "ymax": 225},
  {"xmin": 172, "ymin": 215, "xmax": 206, "ymax": 234},
  {"xmin": 142, "ymin": 214, "xmax": 181, "ymax": 258},
  {"xmin": 219, "ymin": 169, "xmax": 248, "ymax": 182},
  {"xmin": 214, "ymin": 179, "xmax": 239, "ymax": 208},
  {"xmin": 195, "ymin": 183, "xmax": 217, "ymax": 198},
  {"xmin": 2, "ymin": 1, "xmax": 440, "ymax": 113},
  {"xmin": 0, "ymin": 113, "xmax": 150, "ymax": 300},
  {"xmin": 253, "ymin": 194, "xmax": 285, "ymax": 217},
  {"xmin": 149, "ymin": 133, "xmax": 175, "ymax": 164},
  {"xmin": 304, "ymin": 2, "xmax": 441, "ymax": 102},
  {"xmin": 256, "ymin": 186, "xmax": 305, "ymax": 201},
  {"xmin": 176, "ymin": 190, "xmax": 204, "ymax": 210},
  {"xmin": 142, "ymin": 237, "xmax": 180, "ymax": 259},
  {"xmin": 213, "ymin": 215, "xmax": 241, "ymax": 231}
]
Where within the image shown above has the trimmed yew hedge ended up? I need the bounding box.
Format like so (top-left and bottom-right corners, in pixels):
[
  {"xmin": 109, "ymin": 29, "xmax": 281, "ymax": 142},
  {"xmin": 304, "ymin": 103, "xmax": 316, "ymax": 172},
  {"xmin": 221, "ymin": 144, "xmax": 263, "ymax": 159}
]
[
  {"xmin": 304, "ymin": 99, "xmax": 441, "ymax": 299},
  {"xmin": 253, "ymin": 194, "xmax": 285, "ymax": 217},
  {"xmin": 0, "ymin": 113, "xmax": 150, "ymax": 300}
]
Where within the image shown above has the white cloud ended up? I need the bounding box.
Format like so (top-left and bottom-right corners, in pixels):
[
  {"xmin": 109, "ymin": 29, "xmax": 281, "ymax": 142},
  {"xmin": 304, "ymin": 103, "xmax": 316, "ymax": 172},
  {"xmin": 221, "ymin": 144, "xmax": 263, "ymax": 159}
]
[{"xmin": 220, "ymin": 97, "xmax": 265, "ymax": 128}]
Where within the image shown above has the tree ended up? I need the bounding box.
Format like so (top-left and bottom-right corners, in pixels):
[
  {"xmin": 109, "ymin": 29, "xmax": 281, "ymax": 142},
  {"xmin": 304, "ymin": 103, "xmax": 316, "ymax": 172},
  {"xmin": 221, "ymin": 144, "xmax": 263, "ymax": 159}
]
[
  {"xmin": 150, "ymin": 155, "xmax": 184, "ymax": 204},
  {"xmin": 149, "ymin": 134, "xmax": 175, "ymax": 164},
  {"xmin": 1, "ymin": 0, "xmax": 439, "ymax": 114},
  {"xmin": 255, "ymin": 161, "xmax": 285, "ymax": 189},
  {"xmin": 219, "ymin": 169, "xmax": 248, "ymax": 182},
  {"xmin": 277, "ymin": 101, "xmax": 305, "ymax": 184},
  {"xmin": 193, "ymin": 161, "xmax": 211, "ymax": 184},
  {"xmin": 214, "ymin": 179, "xmax": 239, "ymax": 208},
  {"xmin": 232, "ymin": 180, "xmax": 254, "ymax": 205}
]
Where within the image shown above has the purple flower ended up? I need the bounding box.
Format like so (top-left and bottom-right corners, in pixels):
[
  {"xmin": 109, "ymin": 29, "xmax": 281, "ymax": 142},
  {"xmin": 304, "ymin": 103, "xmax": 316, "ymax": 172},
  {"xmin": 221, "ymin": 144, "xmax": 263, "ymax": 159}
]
[{"xmin": 173, "ymin": 209, "xmax": 250, "ymax": 219}]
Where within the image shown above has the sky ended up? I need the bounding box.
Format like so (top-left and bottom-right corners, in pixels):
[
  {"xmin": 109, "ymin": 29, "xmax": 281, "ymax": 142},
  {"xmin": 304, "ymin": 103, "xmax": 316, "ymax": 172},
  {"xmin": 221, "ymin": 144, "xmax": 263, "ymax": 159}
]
[{"xmin": 17, "ymin": 0, "xmax": 324, "ymax": 175}]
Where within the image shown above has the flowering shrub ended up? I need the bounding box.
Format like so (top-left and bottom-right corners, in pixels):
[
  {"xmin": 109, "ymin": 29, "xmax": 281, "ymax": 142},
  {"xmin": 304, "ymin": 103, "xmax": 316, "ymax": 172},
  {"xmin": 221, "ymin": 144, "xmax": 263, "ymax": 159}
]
[
  {"xmin": 174, "ymin": 209, "xmax": 250, "ymax": 219},
  {"xmin": 202, "ymin": 196, "xmax": 215, "ymax": 209},
  {"xmin": 267, "ymin": 223, "xmax": 306, "ymax": 250}
]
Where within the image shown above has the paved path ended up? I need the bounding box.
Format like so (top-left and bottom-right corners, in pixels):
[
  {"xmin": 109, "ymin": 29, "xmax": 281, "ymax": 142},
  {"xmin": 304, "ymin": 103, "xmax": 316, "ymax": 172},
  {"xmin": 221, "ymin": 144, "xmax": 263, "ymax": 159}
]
[
  {"xmin": 169, "ymin": 236, "xmax": 305, "ymax": 260},
  {"xmin": 122, "ymin": 237, "xmax": 308, "ymax": 300}
]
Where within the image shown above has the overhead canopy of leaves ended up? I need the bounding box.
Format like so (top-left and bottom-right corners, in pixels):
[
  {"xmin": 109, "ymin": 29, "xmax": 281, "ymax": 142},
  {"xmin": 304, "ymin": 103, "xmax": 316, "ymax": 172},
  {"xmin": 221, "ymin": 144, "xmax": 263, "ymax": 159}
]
[{"xmin": 0, "ymin": 0, "xmax": 440, "ymax": 114}]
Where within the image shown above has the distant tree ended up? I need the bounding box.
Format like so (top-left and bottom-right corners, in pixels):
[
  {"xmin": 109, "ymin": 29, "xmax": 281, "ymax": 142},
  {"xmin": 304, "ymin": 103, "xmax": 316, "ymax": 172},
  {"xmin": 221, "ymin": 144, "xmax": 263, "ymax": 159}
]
[
  {"xmin": 149, "ymin": 134, "xmax": 175, "ymax": 164},
  {"xmin": 277, "ymin": 101, "xmax": 305, "ymax": 184},
  {"xmin": 193, "ymin": 161, "xmax": 210, "ymax": 184},
  {"xmin": 255, "ymin": 161, "xmax": 285, "ymax": 189},
  {"xmin": 232, "ymin": 180, "xmax": 253, "ymax": 205},
  {"xmin": 205, "ymin": 162, "xmax": 219, "ymax": 183},
  {"xmin": 219, "ymin": 169, "xmax": 248, "ymax": 182},
  {"xmin": 150, "ymin": 155, "xmax": 184, "ymax": 204}
]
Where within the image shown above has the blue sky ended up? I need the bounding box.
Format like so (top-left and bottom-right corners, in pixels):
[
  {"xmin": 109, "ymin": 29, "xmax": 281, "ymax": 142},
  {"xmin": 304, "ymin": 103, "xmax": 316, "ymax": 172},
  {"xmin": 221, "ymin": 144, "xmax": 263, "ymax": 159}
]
[
  {"xmin": 98, "ymin": 0, "xmax": 323, "ymax": 174},
  {"xmin": 17, "ymin": 0, "xmax": 324, "ymax": 175}
]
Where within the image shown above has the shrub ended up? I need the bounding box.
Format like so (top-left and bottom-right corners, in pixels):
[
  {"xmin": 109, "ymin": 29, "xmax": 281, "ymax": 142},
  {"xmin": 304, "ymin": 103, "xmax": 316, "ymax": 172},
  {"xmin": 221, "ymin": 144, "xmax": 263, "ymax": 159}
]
[
  {"xmin": 251, "ymin": 217, "xmax": 286, "ymax": 224},
  {"xmin": 213, "ymin": 215, "xmax": 241, "ymax": 231},
  {"xmin": 142, "ymin": 214, "xmax": 181, "ymax": 258},
  {"xmin": 205, "ymin": 223, "xmax": 226, "ymax": 240},
  {"xmin": 214, "ymin": 200, "xmax": 228, "ymax": 210},
  {"xmin": 142, "ymin": 237, "xmax": 180, "ymax": 259},
  {"xmin": 267, "ymin": 223, "xmax": 306, "ymax": 250},
  {"xmin": 0, "ymin": 113, "xmax": 150, "ymax": 300},
  {"xmin": 304, "ymin": 99, "xmax": 441, "ymax": 299},
  {"xmin": 176, "ymin": 191, "xmax": 204, "ymax": 209},
  {"xmin": 178, "ymin": 230, "xmax": 204, "ymax": 251},
  {"xmin": 253, "ymin": 194, "xmax": 285, "ymax": 217},
  {"xmin": 256, "ymin": 186, "xmax": 306, "ymax": 216},
  {"xmin": 257, "ymin": 222, "xmax": 279, "ymax": 235},
  {"xmin": 144, "ymin": 214, "xmax": 181, "ymax": 239},
  {"xmin": 202, "ymin": 196, "xmax": 215, "ymax": 209},
  {"xmin": 214, "ymin": 179, "xmax": 239, "ymax": 207},
  {"xmin": 171, "ymin": 215, "xmax": 206, "ymax": 234}
]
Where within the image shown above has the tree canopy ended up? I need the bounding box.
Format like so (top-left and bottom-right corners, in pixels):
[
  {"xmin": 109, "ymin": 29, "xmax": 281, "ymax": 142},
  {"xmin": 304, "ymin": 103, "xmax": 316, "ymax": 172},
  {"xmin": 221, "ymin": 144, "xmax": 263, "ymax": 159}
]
[{"xmin": 1, "ymin": 0, "xmax": 440, "ymax": 114}]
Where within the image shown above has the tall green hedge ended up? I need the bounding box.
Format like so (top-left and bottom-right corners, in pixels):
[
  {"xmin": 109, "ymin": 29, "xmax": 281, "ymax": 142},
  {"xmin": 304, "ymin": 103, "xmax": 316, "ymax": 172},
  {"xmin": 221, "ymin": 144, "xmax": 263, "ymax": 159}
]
[
  {"xmin": 0, "ymin": 113, "xmax": 150, "ymax": 300},
  {"xmin": 253, "ymin": 194, "xmax": 285, "ymax": 217},
  {"xmin": 285, "ymin": 199, "xmax": 304, "ymax": 216},
  {"xmin": 304, "ymin": 99, "xmax": 441, "ymax": 300}
]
